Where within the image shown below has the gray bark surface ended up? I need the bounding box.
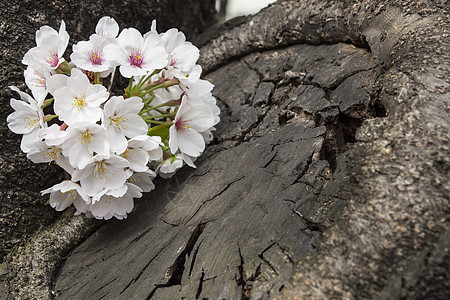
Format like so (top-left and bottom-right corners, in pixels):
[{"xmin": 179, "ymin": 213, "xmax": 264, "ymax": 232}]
[
  {"xmin": 2, "ymin": 0, "xmax": 449, "ymax": 299},
  {"xmin": 0, "ymin": 0, "xmax": 216, "ymax": 265}
]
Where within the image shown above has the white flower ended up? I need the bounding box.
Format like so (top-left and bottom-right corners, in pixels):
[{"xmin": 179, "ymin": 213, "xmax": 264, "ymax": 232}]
[
  {"xmin": 41, "ymin": 180, "xmax": 89, "ymax": 212},
  {"xmin": 22, "ymin": 20, "xmax": 69, "ymax": 69},
  {"xmin": 149, "ymin": 21, "xmax": 200, "ymax": 82},
  {"xmin": 161, "ymin": 28, "xmax": 200, "ymax": 80},
  {"xmin": 71, "ymin": 35, "xmax": 114, "ymax": 74},
  {"xmin": 24, "ymin": 64, "xmax": 53, "ymax": 105},
  {"xmin": 180, "ymin": 79, "xmax": 214, "ymax": 100},
  {"xmin": 181, "ymin": 80, "xmax": 220, "ymax": 125},
  {"xmin": 158, "ymin": 153, "xmax": 196, "ymax": 178},
  {"xmin": 103, "ymin": 28, "xmax": 168, "ymax": 78},
  {"xmin": 71, "ymin": 17, "xmax": 119, "ymax": 76},
  {"xmin": 72, "ymin": 154, "xmax": 131, "ymax": 197},
  {"xmin": 38, "ymin": 123, "xmax": 68, "ymax": 146},
  {"xmin": 128, "ymin": 170, "xmax": 156, "ymax": 192},
  {"xmin": 121, "ymin": 135, "xmax": 163, "ymax": 172},
  {"xmin": 53, "ymin": 68, "xmax": 109, "ymax": 125},
  {"xmin": 102, "ymin": 96, "xmax": 148, "ymax": 154},
  {"xmin": 90, "ymin": 183, "xmax": 142, "ymax": 220},
  {"xmin": 169, "ymin": 98, "xmax": 214, "ymax": 157},
  {"xmin": 7, "ymin": 86, "xmax": 45, "ymax": 153},
  {"xmin": 94, "ymin": 16, "xmax": 119, "ymax": 38},
  {"xmin": 62, "ymin": 122, "xmax": 110, "ymax": 169},
  {"xmin": 46, "ymin": 73, "xmax": 69, "ymax": 96},
  {"xmin": 27, "ymin": 140, "xmax": 73, "ymax": 175}
]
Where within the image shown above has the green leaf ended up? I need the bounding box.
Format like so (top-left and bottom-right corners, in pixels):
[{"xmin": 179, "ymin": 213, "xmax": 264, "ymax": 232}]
[{"xmin": 147, "ymin": 123, "xmax": 172, "ymax": 140}]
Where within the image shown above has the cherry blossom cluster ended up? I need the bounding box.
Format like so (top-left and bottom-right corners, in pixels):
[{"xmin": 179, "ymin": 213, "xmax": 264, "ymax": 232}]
[{"xmin": 7, "ymin": 17, "xmax": 220, "ymax": 220}]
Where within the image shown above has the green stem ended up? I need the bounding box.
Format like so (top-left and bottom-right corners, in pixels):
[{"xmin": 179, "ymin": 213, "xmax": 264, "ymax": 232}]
[
  {"xmin": 141, "ymin": 78, "xmax": 179, "ymax": 93},
  {"xmin": 139, "ymin": 100, "xmax": 177, "ymax": 116},
  {"xmin": 94, "ymin": 72, "xmax": 101, "ymax": 84}
]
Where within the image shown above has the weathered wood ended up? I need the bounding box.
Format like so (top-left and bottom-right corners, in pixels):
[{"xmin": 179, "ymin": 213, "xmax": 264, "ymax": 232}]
[{"xmin": 0, "ymin": 0, "xmax": 217, "ymax": 298}]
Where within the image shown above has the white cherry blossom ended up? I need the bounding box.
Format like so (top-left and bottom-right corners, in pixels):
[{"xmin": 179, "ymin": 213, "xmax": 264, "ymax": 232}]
[
  {"xmin": 71, "ymin": 35, "xmax": 114, "ymax": 74},
  {"xmin": 90, "ymin": 183, "xmax": 142, "ymax": 220},
  {"xmin": 103, "ymin": 28, "xmax": 168, "ymax": 78},
  {"xmin": 41, "ymin": 180, "xmax": 89, "ymax": 212},
  {"xmin": 102, "ymin": 96, "xmax": 148, "ymax": 154},
  {"xmin": 169, "ymin": 98, "xmax": 214, "ymax": 157},
  {"xmin": 121, "ymin": 135, "xmax": 163, "ymax": 172},
  {"xmin": 53, "ymin": 68, "xmax": 109, "ymax": 125},
  {"xmin": 158, "ymin": 153, "xmax": 196, "ymax": 178},
  {"xmin": 22, "ymin": 20, "xmax": 69, "ymax": 69},
  {"xmin": 128, "ymin": 170, "xmax": 156, "ymax": 192},
  {"xmin": 7, "ymin": 86, "xmax": 45, "ymax": 153},
  {"xmin": 72, "ymin": 154, "xmax": 131, "ymax": 197},
  {"xmin": 62, "ymin": 122, "xmax": 110, "ymax": 169},
  {"xmin": 38, "ymin": 124, "xmax": 68, "ymax": 146},
  {"xmin": 94, "ymin": 16, "xmax": 119, "ymax": 38},
  {"xmin": 24, "ymin": 64, "xmax": 53, "ymax": 105},
  {"xmin": 27, "ymin": 140, "xmax": 73, "ymax": 175}
]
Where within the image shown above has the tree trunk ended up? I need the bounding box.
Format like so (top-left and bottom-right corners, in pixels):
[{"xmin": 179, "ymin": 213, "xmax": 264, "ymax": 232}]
[
  {"xmin": 2, "ymin": 0, "xmax": 449, "ymax": 299},
  {"xmin": 0, "ymin": 0, "xmax": 216, "ymax": 298}
]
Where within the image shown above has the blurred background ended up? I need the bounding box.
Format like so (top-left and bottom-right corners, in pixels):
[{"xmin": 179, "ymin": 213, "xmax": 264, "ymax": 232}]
[{"xmin": 216, "ymin": 0, "xmax": 277, "ymax": 21}]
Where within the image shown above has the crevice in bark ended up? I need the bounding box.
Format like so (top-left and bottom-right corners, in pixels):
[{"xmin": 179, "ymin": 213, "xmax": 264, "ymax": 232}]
[
  {"xmin": 293, "ymin": 210, "xmax": 328, "ymax": 234},
  {"xmin": 235, "ymin": 244, "xmax": 261, "ymax": 300},
  {"xmin": 319, "ymin": 113, "xmax": 363, "ymax": 172},
  {"xmin": 146, "ymin": 222, "xmax": 207, "ymax": 299},
  {"xmin": 195, "ymin": 269, "xmax": 205, "ymax": 299},
  {"xmin": 258, "ymin": 242, "xmax": 279, "ymax": 276}
]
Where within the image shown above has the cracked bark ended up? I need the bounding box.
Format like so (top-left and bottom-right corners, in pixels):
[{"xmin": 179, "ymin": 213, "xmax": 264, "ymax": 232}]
[{"xmin": 2, "ymin": 0, "xmax": 448, "ymax": 299}]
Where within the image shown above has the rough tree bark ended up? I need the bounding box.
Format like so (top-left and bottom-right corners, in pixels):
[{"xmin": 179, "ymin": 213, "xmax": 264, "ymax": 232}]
[
  {"xmin": 0, "ymin": 0, "xmax": 216, "ymax": 298},
  {"xmin": 2, "ymin": 0, "xmax": 449, "ymax": 299}
]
